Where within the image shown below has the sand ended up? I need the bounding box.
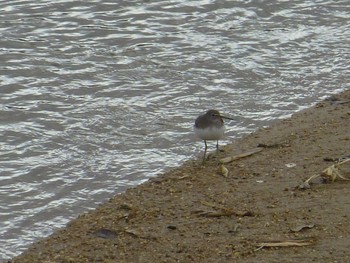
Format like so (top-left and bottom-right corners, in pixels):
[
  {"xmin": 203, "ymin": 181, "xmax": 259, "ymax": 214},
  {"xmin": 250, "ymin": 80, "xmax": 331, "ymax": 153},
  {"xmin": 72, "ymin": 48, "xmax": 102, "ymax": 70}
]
[{"xmin": 9, "ymin": 89, "xmax": 350, "ymax": 263}]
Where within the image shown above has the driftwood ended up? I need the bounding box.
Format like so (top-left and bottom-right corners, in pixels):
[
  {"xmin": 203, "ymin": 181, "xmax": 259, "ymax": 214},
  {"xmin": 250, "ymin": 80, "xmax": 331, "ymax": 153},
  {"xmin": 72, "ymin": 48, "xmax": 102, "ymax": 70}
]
[
  {"xmin": 193, "ymin": 201, "xmax": 255, "ymax": 218},
  {"xmin": 300, "ymin": 159, "xmax": 350, "ymax": 189},
  {"xmin": 256, "ymin": 238, "xmax": 315, "ymax": 250},
  {"xmin": 220, "ymin": 148, "xmax": 263, "ymax": 164}
]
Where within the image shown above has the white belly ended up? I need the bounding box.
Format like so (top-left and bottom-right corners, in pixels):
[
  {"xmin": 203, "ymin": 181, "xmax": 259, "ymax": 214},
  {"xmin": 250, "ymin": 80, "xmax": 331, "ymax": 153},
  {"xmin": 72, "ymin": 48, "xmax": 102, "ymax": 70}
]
[{"xmin": 194, "ymin": 126, "xmax": 225, "ymax": 140}]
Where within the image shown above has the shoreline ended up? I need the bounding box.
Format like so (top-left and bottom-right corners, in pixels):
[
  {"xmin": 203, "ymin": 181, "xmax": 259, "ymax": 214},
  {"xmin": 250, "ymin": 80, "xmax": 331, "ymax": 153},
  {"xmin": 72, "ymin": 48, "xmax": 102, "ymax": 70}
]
[{"xmin": 10, "ymin": 89, "xmax": 350, "ymax": 262}]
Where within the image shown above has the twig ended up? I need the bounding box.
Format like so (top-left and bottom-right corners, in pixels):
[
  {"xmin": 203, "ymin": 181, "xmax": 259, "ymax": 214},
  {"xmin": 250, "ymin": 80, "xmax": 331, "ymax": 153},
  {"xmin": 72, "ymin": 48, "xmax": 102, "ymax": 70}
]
[
  {"xmin": 256, "ymin": 238, "xmax": 315, "ymax": 250},
  {"xmin": 194, "ymin": 201, "xmax": 255, "ymax": 218},
  {"xmin": 220, "ymin": 148, "xmax": 263, "ymax": 164},
  {"xmin": 298, "ymin": 158, "xmax": 350, "ymax": 189}
]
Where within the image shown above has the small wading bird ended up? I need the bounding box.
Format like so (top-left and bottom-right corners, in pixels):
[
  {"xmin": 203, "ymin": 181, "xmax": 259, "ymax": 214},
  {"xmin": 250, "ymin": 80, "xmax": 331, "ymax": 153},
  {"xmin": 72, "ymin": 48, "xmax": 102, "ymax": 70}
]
[{"xmin": 194, "ymin": 109, "xmax": 234, "ymax": 163}]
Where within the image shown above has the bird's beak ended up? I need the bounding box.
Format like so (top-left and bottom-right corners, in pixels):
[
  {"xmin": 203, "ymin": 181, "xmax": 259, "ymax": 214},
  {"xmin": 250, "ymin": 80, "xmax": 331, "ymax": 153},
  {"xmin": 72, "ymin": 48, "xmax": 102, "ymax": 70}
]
[{"xmin": 220, "ymin": 115, "xmax": 234, "ymax": 121}]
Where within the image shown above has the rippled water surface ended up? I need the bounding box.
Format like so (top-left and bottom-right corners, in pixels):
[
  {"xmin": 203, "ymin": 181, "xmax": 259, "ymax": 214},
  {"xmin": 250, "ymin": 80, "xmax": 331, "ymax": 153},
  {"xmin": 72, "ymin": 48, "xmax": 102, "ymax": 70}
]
[{"xmin": 0, "ymin": 0, "xmax": 349, "ymax": 259}]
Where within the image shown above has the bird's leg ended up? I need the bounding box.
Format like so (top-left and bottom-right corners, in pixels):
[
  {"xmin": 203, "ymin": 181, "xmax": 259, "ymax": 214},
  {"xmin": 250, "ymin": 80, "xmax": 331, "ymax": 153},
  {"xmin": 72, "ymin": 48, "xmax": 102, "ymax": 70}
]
[
  {"xmin": 202, "ymin": 140, "xmax": 208, "ymax": 163},
  {"xmin": 216, "ymin": 140, "xmax": 219, "ymax": 151}
]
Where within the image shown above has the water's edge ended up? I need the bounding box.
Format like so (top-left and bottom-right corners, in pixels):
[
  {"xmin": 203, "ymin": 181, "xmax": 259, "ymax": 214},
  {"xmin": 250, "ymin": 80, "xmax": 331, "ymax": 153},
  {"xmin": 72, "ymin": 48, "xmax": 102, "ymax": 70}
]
[{"xmin": 10, "ymin": 88, "xmax": 350, "ymax": 262}]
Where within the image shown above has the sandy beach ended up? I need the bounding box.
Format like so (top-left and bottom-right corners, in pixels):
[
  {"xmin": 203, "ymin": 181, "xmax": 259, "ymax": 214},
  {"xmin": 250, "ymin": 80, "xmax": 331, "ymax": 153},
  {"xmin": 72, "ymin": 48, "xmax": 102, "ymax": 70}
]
[{"xmin": 10, "ymin": 89, "xmax": 350, "ymax": 263}]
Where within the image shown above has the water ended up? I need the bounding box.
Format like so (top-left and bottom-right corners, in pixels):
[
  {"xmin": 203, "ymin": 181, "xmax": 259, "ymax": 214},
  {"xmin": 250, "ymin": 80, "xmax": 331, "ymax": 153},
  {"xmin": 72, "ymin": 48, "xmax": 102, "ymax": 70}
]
[{"xmin": 0, "ymin": 0, "xmax": 349, "ymax": 260}]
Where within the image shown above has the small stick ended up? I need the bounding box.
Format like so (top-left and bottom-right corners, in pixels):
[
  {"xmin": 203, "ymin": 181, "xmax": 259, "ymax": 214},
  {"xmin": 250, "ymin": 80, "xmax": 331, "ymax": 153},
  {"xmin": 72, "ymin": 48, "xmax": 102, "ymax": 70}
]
[
  {"xmin": 256, "ymin": 238, "xmax": 315, "ymax": 250},
  {"xmin": 220, "ymin": 148, "xmax": 263, "ymax": 164}
]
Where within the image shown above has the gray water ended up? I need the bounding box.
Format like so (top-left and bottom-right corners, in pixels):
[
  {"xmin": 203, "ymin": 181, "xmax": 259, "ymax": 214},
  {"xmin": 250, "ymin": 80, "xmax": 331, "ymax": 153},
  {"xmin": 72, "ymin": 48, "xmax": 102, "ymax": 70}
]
[{"xmin": 0, "ymin": 0, "xmax": 349, "ymax": 260}]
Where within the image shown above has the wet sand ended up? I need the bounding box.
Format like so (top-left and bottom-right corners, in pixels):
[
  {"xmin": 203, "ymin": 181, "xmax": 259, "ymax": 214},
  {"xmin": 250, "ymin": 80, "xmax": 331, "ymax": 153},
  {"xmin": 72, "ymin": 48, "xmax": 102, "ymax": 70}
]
[{"xmin": 10, "ymin": 89, "xmax": 350, "ymax": 263}]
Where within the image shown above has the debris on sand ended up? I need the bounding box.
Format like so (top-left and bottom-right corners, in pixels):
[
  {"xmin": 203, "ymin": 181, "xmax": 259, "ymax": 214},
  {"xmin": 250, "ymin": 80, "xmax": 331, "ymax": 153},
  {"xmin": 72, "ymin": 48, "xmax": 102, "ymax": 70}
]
[
  {"xmin": 256, "ymin": 238, "xmax": 316, "ymax": 250},
  {"xmin": 220, "ymin": 148, "xmax": 263, "ymax": 164},
  {"xmin": 298, "ymin": 158, "xmax": 350, "ymax": 189}
]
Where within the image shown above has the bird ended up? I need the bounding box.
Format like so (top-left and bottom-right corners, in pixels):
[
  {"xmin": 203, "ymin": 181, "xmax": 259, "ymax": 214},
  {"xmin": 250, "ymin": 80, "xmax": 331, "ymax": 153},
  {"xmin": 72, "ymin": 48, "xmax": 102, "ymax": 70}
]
[{"xmin": 194, "ymin": 109, "xmax": 234, "ymax": 163}]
